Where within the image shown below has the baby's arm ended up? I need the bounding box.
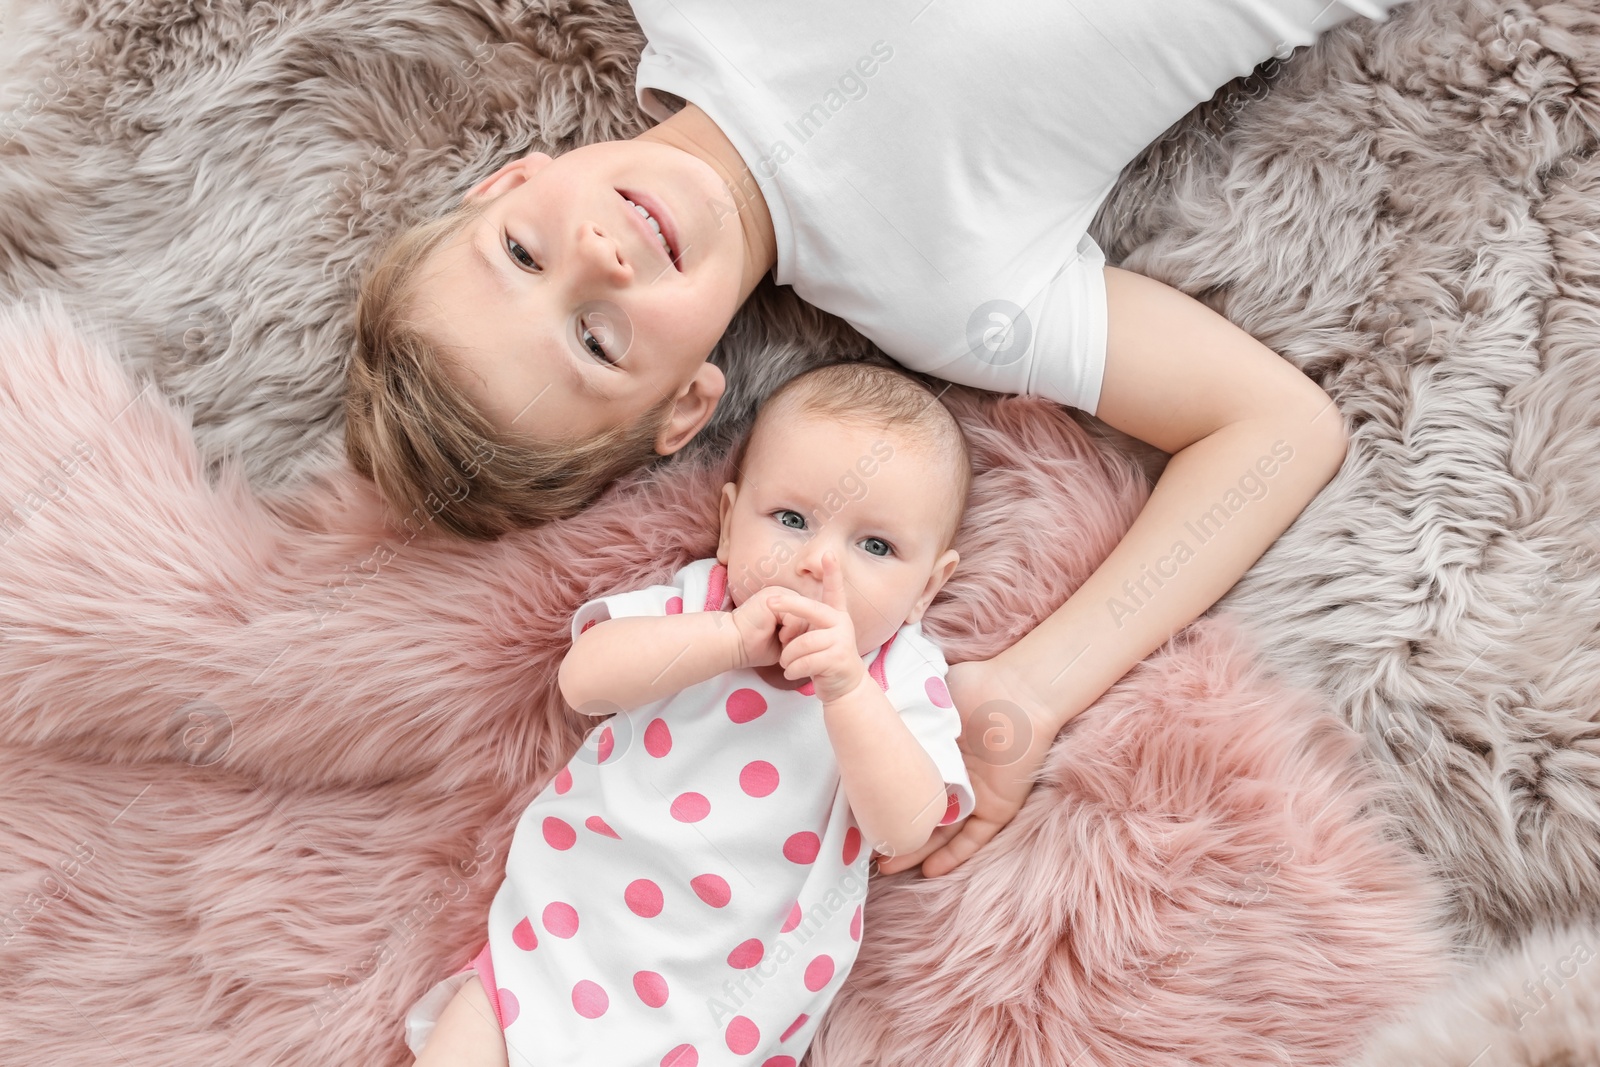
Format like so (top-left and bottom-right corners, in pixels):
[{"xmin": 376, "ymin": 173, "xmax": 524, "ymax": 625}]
[
  {"xmin": 559, "ymin": 582, "xmax": 796, "ymax": 713},
  {"xmin": 559, "ymin": 610, "xmax": 743, "ymax": 714},
  {"xmin": 819, "ymin": 679, "xmax": 948, "ymax": 858},
  {"xmin": 763, "ymin": 553, "xmax": 950, "ymax": 857}
]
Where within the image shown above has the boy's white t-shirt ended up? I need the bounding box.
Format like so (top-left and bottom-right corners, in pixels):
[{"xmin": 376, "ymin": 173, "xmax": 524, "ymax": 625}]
[{"xmin": 628, "ymin": 0, "xmax": 1406, "ymax": 416}]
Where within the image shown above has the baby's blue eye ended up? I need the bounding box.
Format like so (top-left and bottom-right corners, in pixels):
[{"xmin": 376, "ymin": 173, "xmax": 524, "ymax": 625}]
[
  {"xmin": 776, "ymin": 510, "xmax": 805, "ymax": 530},
  {"xmin": 862, "ymin": 537, "xmax": 892, "ymax": 558}
]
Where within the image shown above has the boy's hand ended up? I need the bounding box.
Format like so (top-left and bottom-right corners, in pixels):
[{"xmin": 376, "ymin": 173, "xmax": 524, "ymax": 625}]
[
  {"xmin": 874, "ymin": 654, "xmax": 1058, "ymax": 879},
  {"xmin": 766, "ymin": 551, "xmax": 868, "ymax": 704}
]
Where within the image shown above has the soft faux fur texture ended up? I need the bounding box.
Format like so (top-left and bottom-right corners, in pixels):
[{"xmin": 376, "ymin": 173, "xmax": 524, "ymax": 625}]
[
  {"xmin": 0, "ymin": 0, "xmax": 1595, "ymax": 1061},
  {"xmin": 1349, "ymin": 918, "xmax": 1600, "ymax": 1066},
  {"xmin": 1096, "ymin": 0, "xmax": 1600, "ymax": 954},
  {"xmin": 0, "ymin": 291, "xmax": 1452, "ymax": 1067}
]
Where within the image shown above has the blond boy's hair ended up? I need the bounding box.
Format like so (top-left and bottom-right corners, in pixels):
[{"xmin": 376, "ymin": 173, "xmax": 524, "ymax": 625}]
[
  {"xmin": 731, "ymin": 360, "xmax": 973, "ymax": 551},
  {"xmin": 344, "ymin": 199, "xmax": 677, "ymax": 542}
]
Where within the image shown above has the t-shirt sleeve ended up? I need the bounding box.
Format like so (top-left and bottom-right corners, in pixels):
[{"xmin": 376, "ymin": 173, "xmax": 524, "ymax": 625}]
[
  {"xmin": 884, "ymin": 627, "xmax": 977, "ymax": 828},
  {"xmin": 1031, "ymin": 231, "xmax": 1110, "ymax": 419},
  {"xmin": 905, "ymin": 229, "xmax": 1110, "ymax": 418}
]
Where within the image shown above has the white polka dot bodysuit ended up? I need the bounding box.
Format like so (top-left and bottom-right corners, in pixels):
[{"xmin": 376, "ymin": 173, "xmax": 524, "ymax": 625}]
[{"xmin": 479, "ymin": 556, "xmax": 974, "ymax": 1066}]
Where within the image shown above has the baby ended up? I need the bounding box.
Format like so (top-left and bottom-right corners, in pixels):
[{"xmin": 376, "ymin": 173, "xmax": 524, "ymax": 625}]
[{"xmin": 403, "ymin": 360, "xmax": 976, "ymax": 1067}]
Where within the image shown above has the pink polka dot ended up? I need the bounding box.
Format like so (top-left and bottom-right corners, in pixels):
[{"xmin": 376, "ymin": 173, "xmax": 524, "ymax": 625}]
[
  {"xmin": 543, "ymin": 816, "xmax": 577, "ymax": 850},
  {"xmin": 798, "ymin": 680, "xmax": 815, "ymax": 697},
  {"xmin": 725, "ymin": 1015, "xmax": 760, "ymax": 1054},
  {"xmin": 740, "ymin": 760, "xmax": 779, "ymax": 797},
  {"xmin": 783, "ymin": 831, "xmax": 820, "ymax": 864},
  {"xmin": 497, "ymin": 987, "xmax": 520, "ymax": 1027},
  {"xmin": 925, "ymin": 675, "xmax": 953, "ymax": 707},
  {"xmin": 587, "ymin": 815, "xmax": 620, "ymax": 839},
  {"xmin": 842, "ymin": 826, "xmax": 861, "ymax": 865},
  {"xmin": 645, "ymin": 718, "xmax": 672, "ymax": 757},
  {"xmin": 939, "ymin": 791, "xmax": 960, "ymax": 825},
  {"xmin": 804, "ymin": 954, "xmax": 835, "ymax": 991},
  {"xmin": 596, "ymin": 725, "xmax": 614, "ymax": 763},
  {"xmin": 662, "ymin": 1045, "xmax": 698, "ymax": 1067},
  {"xmin": 543, "ymin": 901, "xmax": 579, "ymax": 938},
  {"xmin": 581, "ymin": 618, "xmax": 598, "ymax": 634},
  {"xmin": 725, "ymin": 688, "xmax": 767, "ymax": 723},
  {"xmin": 764, "ymin": 1057, "xmax": 798, "ymax": 1067},
  {"xmin": 781, "ymin": 900, "xmax": 802, "ymax": 933},
  {"xmin": 572, "ymin": 979, "xmax": 608, "ymax": 1018},
  {"xmin": 849, "ymin": 905, "xmax": 862, "ymax": 941},
  {"xmin": 671, "ymin": 792, "xmax": 710, "ymax": 822},
  {"xmin": 726, "ymin": 938, "xmax": 765, "ymax": 969},
  {"xmin": 666, "ymin": 595, "xmax": 683, "ymax": 614},
  {"xmin": 512, "ymin": 916, "xmax": 538, "ymax": 951},
  {"xmin": 690, "ymin": 874, "xmax": 731, "ymax": 908},
  {"xmin": 626, "ymin": 878, "xmax": 664, "ymax": 917},
  {"xmin": 780, "ymin": 1014, "xmax": 808, "ymax": 1042},
  {"xmin": 634, "ymin": 969, "xmax": 669, "ymax": 1008},
  {"xmin": 554, "ymin": 766, "xmax": 572, "ymax": 794}
]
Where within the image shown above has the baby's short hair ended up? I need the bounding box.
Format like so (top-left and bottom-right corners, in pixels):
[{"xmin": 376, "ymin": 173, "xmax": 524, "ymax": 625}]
[
  {"xmin": 344, "ymin": 199, "xmax": 678, "ymax": 542},
  {"xmin": 730, "ymin": 360, "xmax": 973, "ymax": 551}
]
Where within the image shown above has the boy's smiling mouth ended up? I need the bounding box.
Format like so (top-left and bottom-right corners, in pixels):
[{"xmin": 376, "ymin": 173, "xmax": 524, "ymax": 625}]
[{"xmin": 617, "ymin": 188, "xmax": 682, "ymax": 271}]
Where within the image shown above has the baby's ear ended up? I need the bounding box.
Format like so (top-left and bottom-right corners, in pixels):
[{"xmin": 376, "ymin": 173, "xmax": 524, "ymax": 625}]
[
  {"xmin": 909, "ymin": 548, "xmax": 960, "ymax": 623},
  {"xmin": 715, "ymin": 482, "xmax": 737, "ymax": 563}
]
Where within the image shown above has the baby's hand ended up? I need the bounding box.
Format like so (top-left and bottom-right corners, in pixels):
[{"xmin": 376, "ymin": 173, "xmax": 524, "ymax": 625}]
[
  {"xmin": 729, "ymin": 584, "xmax": 793, "ymax": 669},
  {"xmin": 766, "ymin": 551, "xmax": 867, "ymax": 704}
]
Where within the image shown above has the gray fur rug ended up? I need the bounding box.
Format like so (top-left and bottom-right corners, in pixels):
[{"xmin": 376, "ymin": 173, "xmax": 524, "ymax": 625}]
[{"xmin": 3, "ymin": 0, "xmax": 1599, "ymax": 1060}]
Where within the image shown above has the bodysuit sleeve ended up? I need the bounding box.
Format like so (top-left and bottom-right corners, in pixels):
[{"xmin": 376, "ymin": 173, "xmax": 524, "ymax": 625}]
[
  {"xmin": 882, "ymin": 624, "xmax": 978, "ymax": 827},
  {"xmin": 568, "ymin": 559, "xmax": 712, "ymax": 644}
]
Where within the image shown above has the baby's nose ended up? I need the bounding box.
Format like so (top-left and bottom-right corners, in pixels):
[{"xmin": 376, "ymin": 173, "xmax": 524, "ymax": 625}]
[{"xmin": 794, "ymin": 547, "xmax": 828, "ymax": 583}]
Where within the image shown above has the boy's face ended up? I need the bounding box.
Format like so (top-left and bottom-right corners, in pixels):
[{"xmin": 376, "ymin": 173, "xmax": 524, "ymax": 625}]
[
  {"xmin": 716, "ymin": 413, "xmax": 962, "ymax": 658},
  {"xmin": 410, "ymin": 142, "xmax": 746, "ymax": 452}
]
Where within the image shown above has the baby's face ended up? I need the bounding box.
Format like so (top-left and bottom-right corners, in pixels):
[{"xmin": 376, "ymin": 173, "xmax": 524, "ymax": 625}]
[
  {"xmin": 716, "ymin": 414, "xmax": 962, "ymax": 658},
  {"xmin": 409, "ymin": 142, "xmax": 746, "ymax": 448}
]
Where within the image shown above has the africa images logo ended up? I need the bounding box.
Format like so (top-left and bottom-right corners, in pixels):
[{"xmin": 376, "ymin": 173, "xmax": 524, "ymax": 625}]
[{"xmin": 966, "ymin": 299, "xmax": 1031, "ymax": 368}]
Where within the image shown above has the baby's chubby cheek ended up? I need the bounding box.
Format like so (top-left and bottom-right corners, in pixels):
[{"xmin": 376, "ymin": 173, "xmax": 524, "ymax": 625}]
[
  {"xmin": 722, "ymin": 545, "xmax": 781, "ymax": 605},
  {"xmin": 724, "ymin": 567, "xmax": 766, "ymax": 611}
]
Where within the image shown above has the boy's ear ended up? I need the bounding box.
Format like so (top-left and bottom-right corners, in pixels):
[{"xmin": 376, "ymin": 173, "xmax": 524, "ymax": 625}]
[
  {"xmin": 716, "ymin": 482, "xmax": 737, "ymax": 564},
  {"xmin": 654, "ymin": 362, "xmax": 727, "ymax": 456},
  {"xmin": 906, "ymin": 549, "xmax": 959, "ymax": 625},
  {"xmin": 463, "ymin": 151, "xmax": 554, "ymax": 205}
]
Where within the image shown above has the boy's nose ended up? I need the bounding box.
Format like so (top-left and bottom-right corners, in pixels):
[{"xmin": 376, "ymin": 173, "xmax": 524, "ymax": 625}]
[{"xmin": 574, "ymin": 222, "xmax": 631, "ymax": 286}]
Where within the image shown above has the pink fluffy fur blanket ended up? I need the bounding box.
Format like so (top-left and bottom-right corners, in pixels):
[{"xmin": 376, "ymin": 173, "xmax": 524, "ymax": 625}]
[{"xmin": 0, "ymin": 293, "xmax": 1453, "ymax": 1065}]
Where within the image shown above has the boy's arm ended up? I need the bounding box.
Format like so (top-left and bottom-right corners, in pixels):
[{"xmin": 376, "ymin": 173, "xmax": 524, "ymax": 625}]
[
  {"xmin": 1009, "ymin": 265, "xmax": 1349, "ymax": 733},
  {"xmin": 821, "ymin": 676, "xmax": 949, "ymax": 858},
  {"xmin": 559, "ymin": 611, "xmax": 744, "ymax": 714}
]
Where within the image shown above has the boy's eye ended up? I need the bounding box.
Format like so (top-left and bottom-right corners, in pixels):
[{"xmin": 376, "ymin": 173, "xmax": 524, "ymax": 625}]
[
  {"xmin": 776, "ymin": 510, "xmax": 805, "ymax": 530},
  {"xmin": 861, "ymin": 537, "xmax": 892, "ymax": 558},
  {"xmin": 505, "ymin": 234, "xmax": 540, "ymax": 271},
  {"xmin": 580, "ymin": 319, "xmax": 615, "ymax": 365},
  {"xmin": 508, "ymin": 233, "xmax": 614, "ymax": 367}
]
